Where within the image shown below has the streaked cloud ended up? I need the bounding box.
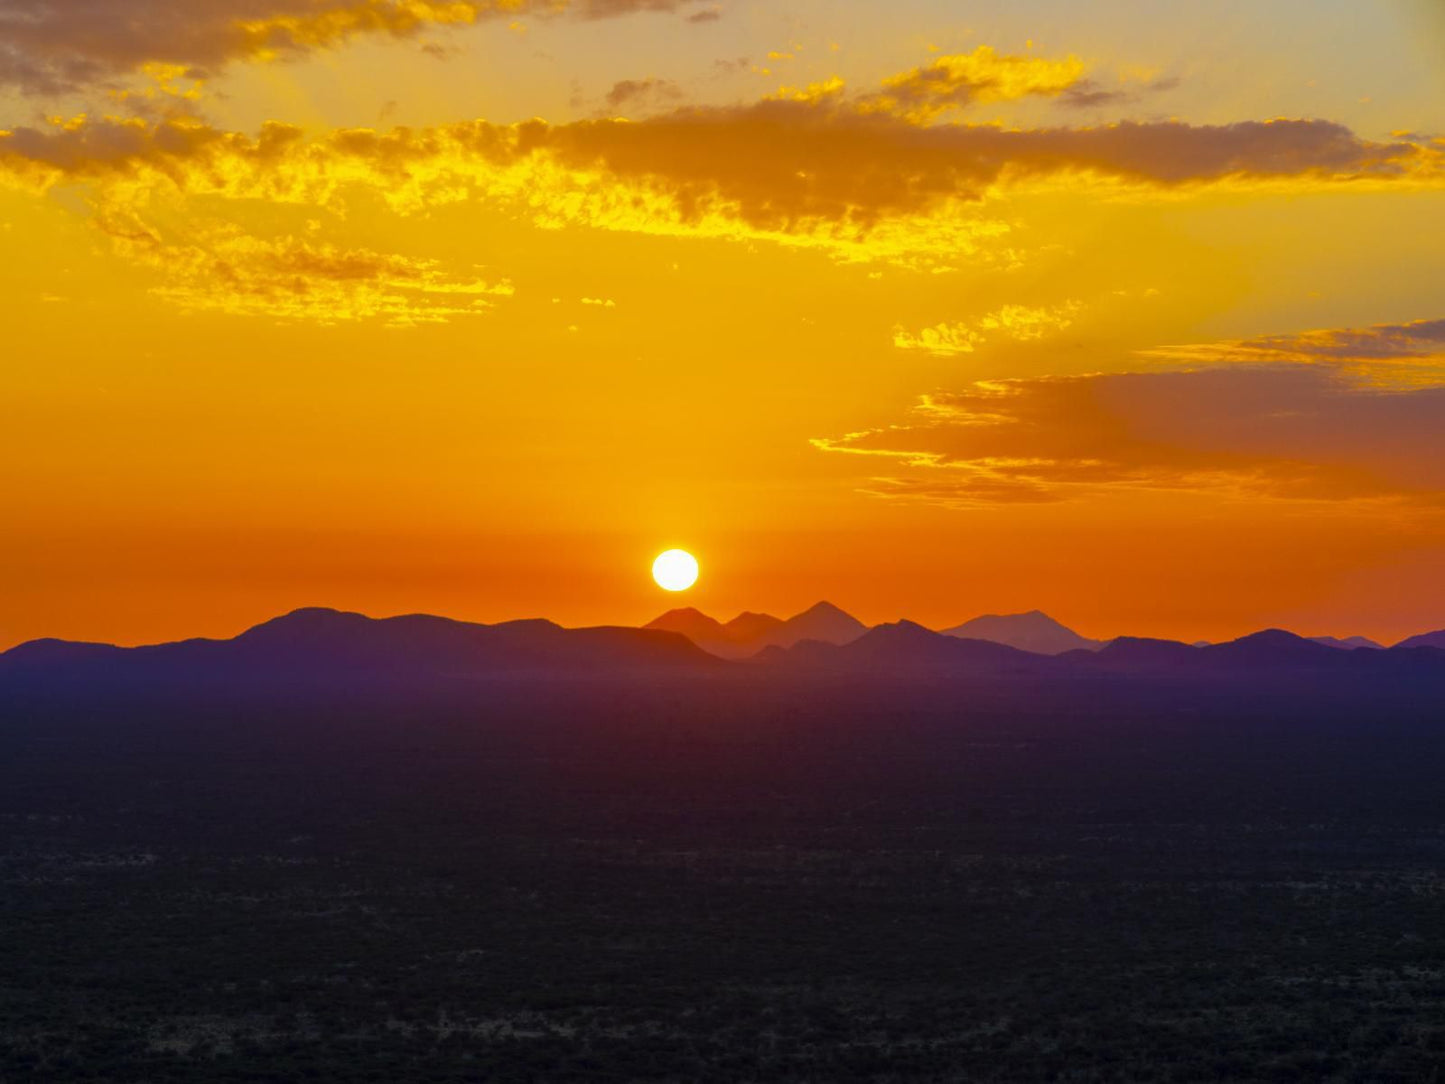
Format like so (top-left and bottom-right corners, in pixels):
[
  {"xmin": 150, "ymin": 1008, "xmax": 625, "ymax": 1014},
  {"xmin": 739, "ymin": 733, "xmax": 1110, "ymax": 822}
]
[
  {"xmin": 814, "ymin": 345, "xmax": 1445, "ymax": 506},
  {"xmin": 1148, "ymin": 317, "xmax": 1445, "ymax": 373},
  {"xmin": 1058, "ymin": 74, "xmax": 1180, "ymax": 110}
]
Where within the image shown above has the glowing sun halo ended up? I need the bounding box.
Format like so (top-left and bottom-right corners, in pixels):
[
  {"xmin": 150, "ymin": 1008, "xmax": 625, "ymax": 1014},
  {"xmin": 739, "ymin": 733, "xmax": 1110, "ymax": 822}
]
[{"xmin": 652, "ymin": 549, "xmax": 699, "ymax": 592}]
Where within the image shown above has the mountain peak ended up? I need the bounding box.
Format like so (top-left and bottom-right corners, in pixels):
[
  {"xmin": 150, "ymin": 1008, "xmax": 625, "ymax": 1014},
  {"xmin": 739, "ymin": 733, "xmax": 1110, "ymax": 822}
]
[
  {"xmin": 644, "ymin": 608, "xmax": 725, "ymax": 637},
  {"xmin": 782, "ymin": 602, "xmax": 867, "ymax": 644},
  {"xmin": 941, "ymin": 610, "xmax": 1103, "ymax": 655},
  {"xmin": 649, "ymin": 606, "xmax": 712, "ymax": 623}
]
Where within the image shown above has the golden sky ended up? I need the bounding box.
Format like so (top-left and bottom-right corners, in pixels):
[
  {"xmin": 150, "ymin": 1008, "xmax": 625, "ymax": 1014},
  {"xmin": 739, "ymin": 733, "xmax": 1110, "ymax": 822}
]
[{"xmin": 2, "ymin": 0, "xmax": 1444, "ymax": 648}]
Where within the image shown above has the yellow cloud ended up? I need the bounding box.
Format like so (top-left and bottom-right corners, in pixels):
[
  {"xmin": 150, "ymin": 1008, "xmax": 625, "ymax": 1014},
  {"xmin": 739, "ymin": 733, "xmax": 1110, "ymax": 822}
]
[
  {"xmin": 0, "ymin": 93, "xmax": 1440, "ymax": 309},
  {"xmin": 861, "ymin": 46, "xmax": 1087, "ymax": 122},
  {"xmin": 892, "ymin": 323, "xmax": 985, "ymax": 356},
  {"xmin": 234, "ymin": 1, "xmax": 484, "ymax": 62},
  {"xmin": 767, "ymin": 76, "xmax": 847, "ymax": 104},
  {"xmin": 103, "ymin": 220, "xmax": 516, "ymax": 325},
  {"xmin": 894, "ymin": 301, "xmax": 1083, "ymax": 355}
]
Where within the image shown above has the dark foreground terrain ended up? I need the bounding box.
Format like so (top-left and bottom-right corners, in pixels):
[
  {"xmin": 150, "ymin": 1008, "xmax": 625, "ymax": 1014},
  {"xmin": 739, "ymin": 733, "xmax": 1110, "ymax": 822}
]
[{"xmin": 4, "ymin": 669, "xmax": 1445, "ymax": 1082}]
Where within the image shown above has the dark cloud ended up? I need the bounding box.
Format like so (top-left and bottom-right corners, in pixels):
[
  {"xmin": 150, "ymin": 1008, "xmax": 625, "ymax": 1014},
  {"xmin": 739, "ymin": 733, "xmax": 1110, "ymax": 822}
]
[
  {"xmin": 603, "ymin": 76, "xmax": 685, "ymax": 112},
  {"xmin": 1238, "ymin": 318, "xmax": 1445, "ymax": 360},
  {"xmin": 531, "ymin": 106, "xmax": 1434, "ymax": 228},
  {"xmin": 0, "ymin": 0, "xmax": 715, "ymax": 95},
  {"xmin": 1059, "ymin": 75, "xmax": 1180, "ymax": 109},
  {"xmin": 1, "ymin": 107, "xmax": 1438, "ymax": 253},
  {"xmin": 1151, "ymin": 317, "xmax": 1445, "ymax": 365}
]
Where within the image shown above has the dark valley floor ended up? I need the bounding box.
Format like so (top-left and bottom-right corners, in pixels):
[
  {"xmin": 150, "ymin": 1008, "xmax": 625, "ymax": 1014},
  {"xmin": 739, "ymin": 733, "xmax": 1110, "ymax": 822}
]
[{"xmin": 3, "ymin": 673, "xmax": 1445, "ymax": 1082}]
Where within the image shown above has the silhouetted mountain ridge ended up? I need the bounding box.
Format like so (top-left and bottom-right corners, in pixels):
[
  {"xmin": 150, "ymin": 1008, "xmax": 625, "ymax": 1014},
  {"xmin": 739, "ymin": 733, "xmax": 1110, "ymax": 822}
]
[
  {"xmin": 0, "ymin": 607, "xmax": 716, "ymax": 686},
  {"xmin": 758, "ymin": 620, "xmax": 1069, "ymax": 673},
  {"xmin": 1396, "ymin": 628, "xmax": 1445, "ymax": 651},
  {"xmin": 645, "ymin": 601, "xmax": 865, "ymax": 658},
  {"xmin": 6, "ymin": 608, "xmax": 1445, "ymax": 694}
]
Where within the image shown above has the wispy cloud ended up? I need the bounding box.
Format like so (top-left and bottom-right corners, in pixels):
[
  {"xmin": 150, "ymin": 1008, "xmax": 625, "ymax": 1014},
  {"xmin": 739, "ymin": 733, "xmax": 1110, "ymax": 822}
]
[
  {"xmin": 894, "ymin": 301, "xmax": 1083, "ymax": 356},
  {"xmin": 1147, "ymin": 317, "xmax": 1445, "ymax": 371},
  {"xmin": 101, "ymin": 216, "xmax": 515, "ymax": 325},
  {"xmin": 602, "ymin": 76, "xmax": 685, "ymax": 114},
  {"xmin": 814, "ymin": 329, "xmax": 1445, "ymax": 506}
]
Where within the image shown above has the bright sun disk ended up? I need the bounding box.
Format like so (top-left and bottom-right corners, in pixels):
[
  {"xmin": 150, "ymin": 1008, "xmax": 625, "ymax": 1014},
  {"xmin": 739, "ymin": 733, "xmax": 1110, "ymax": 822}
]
[{"xmin": 652, "ymin": 549, "xmax": 699, "ymax": 591}]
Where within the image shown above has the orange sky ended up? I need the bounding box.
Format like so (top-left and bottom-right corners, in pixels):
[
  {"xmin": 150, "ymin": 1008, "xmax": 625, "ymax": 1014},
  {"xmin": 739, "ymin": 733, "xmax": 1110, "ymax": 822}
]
[{"xmin": 2, "ymin": 0, "xmax": 1445, "ymax": 648}]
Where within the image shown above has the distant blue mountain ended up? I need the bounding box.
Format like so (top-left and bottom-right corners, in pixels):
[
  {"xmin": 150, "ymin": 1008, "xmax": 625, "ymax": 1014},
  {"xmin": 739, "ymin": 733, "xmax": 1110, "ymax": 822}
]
[{"xmin": 1310, "ymin": 635, "xmax": 1385, "ymax": 650}]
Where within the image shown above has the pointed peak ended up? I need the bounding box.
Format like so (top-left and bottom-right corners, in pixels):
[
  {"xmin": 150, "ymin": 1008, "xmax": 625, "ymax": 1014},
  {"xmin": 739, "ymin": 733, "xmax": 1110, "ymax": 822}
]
[
  {"xmin": 783, "ymin": 601, "xmax": 867, "ymax": 639},
  {"xmin": 788, "ymin": 601, "xmax": 864, "ymax": 625},
  {"xmin": 654, "ymin": 606, "xmax": 710, "ymax": 620},
  {"xmin": 644, "ymin": 607, "xmax": 724, "ymax": 635}
]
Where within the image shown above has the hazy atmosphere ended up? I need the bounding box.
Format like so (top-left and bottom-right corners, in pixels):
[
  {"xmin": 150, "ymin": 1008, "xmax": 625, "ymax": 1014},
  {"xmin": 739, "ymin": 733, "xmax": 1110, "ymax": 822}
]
[{"xmin": 4, "ymin": 0, "xmax": 1444, "ymax": 648}]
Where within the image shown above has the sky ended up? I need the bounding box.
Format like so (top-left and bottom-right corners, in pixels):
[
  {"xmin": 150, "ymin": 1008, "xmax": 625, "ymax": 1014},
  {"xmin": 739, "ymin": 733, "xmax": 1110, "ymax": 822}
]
[{"xmin": 2, "ymin": 0, "xmax": 1444, "ymax": 648}]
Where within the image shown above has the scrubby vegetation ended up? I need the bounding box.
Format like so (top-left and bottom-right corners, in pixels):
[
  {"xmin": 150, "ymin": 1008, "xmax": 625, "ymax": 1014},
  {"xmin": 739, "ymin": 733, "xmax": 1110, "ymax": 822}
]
[{"xmin": 3, "ymin": 675, "xmax": 1445, "ymax": 1080}]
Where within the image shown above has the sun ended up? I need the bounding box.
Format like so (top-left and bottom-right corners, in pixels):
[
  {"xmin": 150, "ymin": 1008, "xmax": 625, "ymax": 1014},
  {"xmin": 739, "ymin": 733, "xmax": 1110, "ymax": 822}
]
[{"xmin": 652, "ymin": 549, "xmax": 699, "ymax": 592}]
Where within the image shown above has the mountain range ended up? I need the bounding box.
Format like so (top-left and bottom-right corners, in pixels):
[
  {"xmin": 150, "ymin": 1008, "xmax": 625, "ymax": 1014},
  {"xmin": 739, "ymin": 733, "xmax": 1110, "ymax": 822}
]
[
  {"xmin": 0, "ymin": 607, "xmax": 716, "ymax": 690},
  {"xmin": 4, "ymin": 605, "xmax": 1445, "ymax": 693},
  {"xmin": 644, "ymin": 601, "xmax": 866, "ymax": 658}
]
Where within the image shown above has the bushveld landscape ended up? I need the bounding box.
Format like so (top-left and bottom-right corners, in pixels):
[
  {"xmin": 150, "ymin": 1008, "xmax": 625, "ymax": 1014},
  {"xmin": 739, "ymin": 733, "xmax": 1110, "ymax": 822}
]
[
  {"xmin": 5, "ymin": 1, "xmax": 1445, "ymax": 1080},
  {"xmin": 4, "ymin": 610, "xmax": 1445, "ymax": 1081}
]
